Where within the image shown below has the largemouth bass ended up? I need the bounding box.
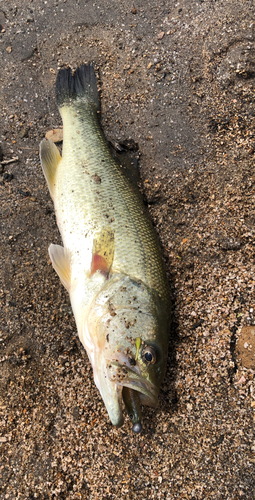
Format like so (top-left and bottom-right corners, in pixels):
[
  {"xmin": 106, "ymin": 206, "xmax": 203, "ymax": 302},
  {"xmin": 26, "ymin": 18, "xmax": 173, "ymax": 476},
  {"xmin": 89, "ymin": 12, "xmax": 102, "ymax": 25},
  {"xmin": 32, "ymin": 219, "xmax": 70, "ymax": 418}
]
[{"xmin": 40, "ymin": 65, "xmax": 170, "ymax": 432}]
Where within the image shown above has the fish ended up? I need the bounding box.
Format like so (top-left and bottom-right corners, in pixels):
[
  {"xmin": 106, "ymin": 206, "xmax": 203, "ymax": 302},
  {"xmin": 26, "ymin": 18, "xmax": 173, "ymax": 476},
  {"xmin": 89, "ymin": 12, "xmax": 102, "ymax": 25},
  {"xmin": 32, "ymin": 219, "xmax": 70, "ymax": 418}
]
[{"xmin": 39, "ymin": 64, "xmax": 170, "ymax": 432}]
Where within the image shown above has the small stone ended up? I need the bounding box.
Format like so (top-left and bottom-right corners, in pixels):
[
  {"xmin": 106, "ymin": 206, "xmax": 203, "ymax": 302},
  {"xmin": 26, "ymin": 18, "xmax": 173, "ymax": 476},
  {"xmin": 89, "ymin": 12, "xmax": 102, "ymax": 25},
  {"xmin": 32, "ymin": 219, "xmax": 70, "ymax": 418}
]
[
  {"xmin": 3, "ymin": 172, "xmax": 13, "ymax": 182},
  {"xmin": 6, "ymin": 46, "xmax": 12, "ymax": 54},
  {"xmin": 18, "ymin": 189, "xmax": 31, "ymax": 198},
  {"xmin": 45, "ymin": 128, "xmax": 63, "ymax": 143},
  {"xmin": 158, "ymin": 31, "xmax": 165, "ymax": 40},
  {"xmin": 236, "ymin": 327, "xmax": 255, "ymax": 369},
  {"xmin": 19, "ymin": 127, "xmax": 30, "ymax": 139},
  {"xmin": 131, "ymin": 7, "xmax": 137, "ymax": 14},
  {"xmin": 237, "ymin": 375, "xmax": 246, "ymax": 385}
]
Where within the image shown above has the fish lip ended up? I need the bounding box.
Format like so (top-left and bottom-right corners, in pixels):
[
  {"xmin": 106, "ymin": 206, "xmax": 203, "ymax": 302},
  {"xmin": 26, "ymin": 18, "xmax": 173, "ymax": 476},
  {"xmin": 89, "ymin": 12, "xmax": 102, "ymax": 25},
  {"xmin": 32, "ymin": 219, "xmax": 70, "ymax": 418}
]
[{"xmin": 106, "ymin": 361, "xmax": 158, "ymax": 407}]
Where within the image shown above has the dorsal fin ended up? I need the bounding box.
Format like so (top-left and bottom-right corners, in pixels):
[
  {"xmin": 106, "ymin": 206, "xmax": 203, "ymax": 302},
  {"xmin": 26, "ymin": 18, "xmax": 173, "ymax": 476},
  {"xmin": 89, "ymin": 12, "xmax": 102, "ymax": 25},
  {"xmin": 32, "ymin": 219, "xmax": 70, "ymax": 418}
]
[{"xmin": 40, "ymin": 139, "xmax": 62, "ymax": 198}]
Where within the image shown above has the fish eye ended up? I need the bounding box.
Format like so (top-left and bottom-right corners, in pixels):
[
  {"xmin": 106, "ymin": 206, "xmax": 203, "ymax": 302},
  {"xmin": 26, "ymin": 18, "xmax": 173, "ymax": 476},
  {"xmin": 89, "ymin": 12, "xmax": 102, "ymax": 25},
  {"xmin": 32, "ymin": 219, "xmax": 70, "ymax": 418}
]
[{"xmin": 142, "ymin": 345, "xmax": 156, "ymax": 364}]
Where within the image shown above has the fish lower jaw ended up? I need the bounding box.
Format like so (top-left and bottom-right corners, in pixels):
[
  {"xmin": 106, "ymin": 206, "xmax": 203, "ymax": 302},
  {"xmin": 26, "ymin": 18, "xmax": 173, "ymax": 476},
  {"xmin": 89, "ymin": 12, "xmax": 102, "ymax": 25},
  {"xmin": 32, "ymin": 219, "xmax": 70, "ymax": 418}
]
[{"xmin": 91, "ymin": 356, "xmax": 125, "ymax": 427}]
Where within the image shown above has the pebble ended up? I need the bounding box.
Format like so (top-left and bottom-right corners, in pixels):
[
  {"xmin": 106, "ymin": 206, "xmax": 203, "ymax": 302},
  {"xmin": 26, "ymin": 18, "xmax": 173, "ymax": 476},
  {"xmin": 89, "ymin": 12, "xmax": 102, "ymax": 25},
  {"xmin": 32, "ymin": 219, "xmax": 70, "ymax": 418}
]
[
  {"xmin": 19, "ymin": 127, "xmax": 30, "ymax": 139},
  {"xmin": 3, "ymin": 172, "xmax": 13, "ymax": 182},
  {"xmin": 158, "ymin": 31, "xmax": 165, "ymax": 40},
  {"xmin": 45, "ymin": 128, "xmax": 63, "ymax": 142}
]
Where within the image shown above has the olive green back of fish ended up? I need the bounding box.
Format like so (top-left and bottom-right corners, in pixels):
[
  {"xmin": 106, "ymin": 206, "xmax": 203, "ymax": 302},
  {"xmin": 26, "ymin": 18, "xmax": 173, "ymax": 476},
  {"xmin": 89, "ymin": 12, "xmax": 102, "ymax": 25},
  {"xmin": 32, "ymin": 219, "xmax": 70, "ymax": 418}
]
[{"xmin": 54, "ymin": 66, "xmax": 170, "ymax": 309}]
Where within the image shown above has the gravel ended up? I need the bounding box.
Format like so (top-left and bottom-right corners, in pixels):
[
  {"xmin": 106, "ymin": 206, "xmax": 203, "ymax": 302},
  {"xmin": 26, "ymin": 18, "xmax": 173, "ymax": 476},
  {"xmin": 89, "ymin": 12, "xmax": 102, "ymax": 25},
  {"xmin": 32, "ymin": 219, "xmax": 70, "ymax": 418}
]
[{"xmin": 0, "ymin": 1, "xmax": 254, "ymax": 498}]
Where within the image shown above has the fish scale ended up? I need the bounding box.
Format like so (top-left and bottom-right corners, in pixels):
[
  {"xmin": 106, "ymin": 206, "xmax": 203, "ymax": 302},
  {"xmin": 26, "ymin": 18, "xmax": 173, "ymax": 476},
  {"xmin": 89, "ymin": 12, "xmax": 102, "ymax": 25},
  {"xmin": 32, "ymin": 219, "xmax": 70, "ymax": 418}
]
[
  {"xmin": 40, "ymin": 64, "xmax": 170, "ymax": 431},
  {"xmin": 56, "ymin": 104, "xmax": 168, "ymax": 300}
]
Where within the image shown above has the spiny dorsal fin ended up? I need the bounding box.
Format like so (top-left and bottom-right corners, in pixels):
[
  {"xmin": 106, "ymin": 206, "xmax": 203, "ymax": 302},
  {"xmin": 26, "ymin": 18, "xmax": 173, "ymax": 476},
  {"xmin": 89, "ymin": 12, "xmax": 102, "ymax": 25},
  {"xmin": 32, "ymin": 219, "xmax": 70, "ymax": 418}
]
[
  {"xmin": 48, "ymin": 244, "xmax": 71, "ymax": 291},
  {"xmin": 40, "ymin": 139, "xmax": 61, "ymax": 198}
]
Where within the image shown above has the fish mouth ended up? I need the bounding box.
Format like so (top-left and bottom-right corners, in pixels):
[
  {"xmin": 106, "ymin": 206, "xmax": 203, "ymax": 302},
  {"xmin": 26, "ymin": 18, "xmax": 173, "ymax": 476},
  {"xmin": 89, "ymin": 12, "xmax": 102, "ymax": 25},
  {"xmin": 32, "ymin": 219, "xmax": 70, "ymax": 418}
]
[
  {"xmin": 94, "ymin": 356, "xmax": 158, "ymax": 428},
  {"xmin": 106, "ymin": 361, "xmax": 158, "ymax": 408}
]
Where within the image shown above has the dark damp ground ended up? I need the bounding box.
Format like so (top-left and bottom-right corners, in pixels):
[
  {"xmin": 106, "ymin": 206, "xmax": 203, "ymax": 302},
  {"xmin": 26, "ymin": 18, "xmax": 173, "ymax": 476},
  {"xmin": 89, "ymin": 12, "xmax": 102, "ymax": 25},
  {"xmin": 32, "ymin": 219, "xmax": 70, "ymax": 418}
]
[{"xmin": 0, "ymin": 1, "xmax": 255, "ymax": 499}]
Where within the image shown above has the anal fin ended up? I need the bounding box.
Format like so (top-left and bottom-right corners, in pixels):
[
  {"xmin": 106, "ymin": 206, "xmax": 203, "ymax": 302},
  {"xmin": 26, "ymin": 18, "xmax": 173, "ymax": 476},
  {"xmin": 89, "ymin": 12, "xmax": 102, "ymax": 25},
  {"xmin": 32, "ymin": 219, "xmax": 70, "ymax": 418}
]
[
  {"xmin": 49, "ymin": 244, "xmax": 71, "ymax": 291},
  {"xmin": 40, "ymin": 139, "xmax": 62, "ymax": 198}
]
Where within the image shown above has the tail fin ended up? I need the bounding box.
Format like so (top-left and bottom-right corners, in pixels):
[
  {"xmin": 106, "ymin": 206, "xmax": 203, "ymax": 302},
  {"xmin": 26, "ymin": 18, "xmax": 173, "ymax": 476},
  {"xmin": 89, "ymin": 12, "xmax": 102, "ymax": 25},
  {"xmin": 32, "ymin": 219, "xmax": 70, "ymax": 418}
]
[{"xmin": 55, "ymin": 64, "xmax": 99, "ymax": 111}]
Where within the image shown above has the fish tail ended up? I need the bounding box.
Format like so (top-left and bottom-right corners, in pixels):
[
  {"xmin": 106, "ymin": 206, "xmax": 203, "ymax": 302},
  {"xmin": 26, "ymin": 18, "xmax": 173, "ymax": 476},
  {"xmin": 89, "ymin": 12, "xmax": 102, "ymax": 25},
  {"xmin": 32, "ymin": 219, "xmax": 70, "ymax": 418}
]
[{"xmin": 55, "ymin": 64, "xmax": 99, "ymax": 111}]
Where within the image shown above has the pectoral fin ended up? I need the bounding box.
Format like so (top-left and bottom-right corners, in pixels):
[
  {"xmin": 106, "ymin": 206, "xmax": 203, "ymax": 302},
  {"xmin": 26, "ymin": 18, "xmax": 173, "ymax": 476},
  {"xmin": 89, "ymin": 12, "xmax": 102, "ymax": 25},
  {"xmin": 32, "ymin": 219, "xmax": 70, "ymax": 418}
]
[
  {"xmin": 91, "ymin": 228, "xmax": 114, "ymax": 278},
  {"xmin": 48, "ymin": 244, "xmax": 71, "ymax": 291},
  {"xmin": 40, "ymin": 139, "xmax": 61, "ymax": 198}
]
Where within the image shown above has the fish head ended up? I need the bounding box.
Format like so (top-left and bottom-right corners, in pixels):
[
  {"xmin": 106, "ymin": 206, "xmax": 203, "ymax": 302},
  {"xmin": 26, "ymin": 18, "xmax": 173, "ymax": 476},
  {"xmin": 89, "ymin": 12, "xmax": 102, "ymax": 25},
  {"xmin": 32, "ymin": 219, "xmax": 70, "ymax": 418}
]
[
  {"xmin": 105, "ymin": 323, "xmax": 167, "ymax": 409},
  {"xmin": 85, "ymin": 274, "xmax": 170, "ymax": 429}
]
